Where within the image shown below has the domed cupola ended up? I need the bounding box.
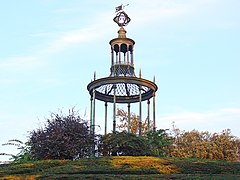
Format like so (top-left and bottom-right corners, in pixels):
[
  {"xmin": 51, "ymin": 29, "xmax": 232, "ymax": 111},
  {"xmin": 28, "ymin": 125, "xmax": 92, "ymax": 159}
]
[
  {"xmin": 109, "ymin": 11, "xmax": 135, "ymax": 77},
  {"xmin": 87, "ymin": 6, "xmax": 158, "ymax": 140}
]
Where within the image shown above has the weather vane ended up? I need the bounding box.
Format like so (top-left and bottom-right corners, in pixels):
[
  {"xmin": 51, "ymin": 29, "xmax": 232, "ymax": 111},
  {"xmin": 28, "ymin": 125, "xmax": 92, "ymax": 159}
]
[
  {"xmin": 115, "ymin": 4, "xmax": 129, "ymax": 13},
  {"xmin": 114, "ymin": 4, "xmax": 131, "ymax": 27}
]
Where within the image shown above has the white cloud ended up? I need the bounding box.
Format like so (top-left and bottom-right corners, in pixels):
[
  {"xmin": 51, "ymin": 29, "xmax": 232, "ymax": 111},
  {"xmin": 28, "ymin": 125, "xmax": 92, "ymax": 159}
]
[
  {"xmin": 0, "ymin": 56, "xmax": 41, "ymax": 71},
  {"xmin": 43, "ymin": 27, "xmax": 101, "ymax": 54},
  {"xmin": 222, "ymin": 108, "xmax": 240, "ymax": 114},
  {"xmin": 126, "ymin": 0, "xmax": 237, "ymax": 31},
  {"xmin": 0, "ymin": 10, "xmax": 113, "ymax": 76},
  {"xmin": 33, "ymin": 10, "xmax": 114, "ymax": 55}
]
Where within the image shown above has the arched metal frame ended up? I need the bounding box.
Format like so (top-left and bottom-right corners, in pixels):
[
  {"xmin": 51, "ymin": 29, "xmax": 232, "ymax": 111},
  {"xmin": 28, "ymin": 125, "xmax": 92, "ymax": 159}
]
[
  {"xmin": 87, "ymin": 11, "xmax": 158, "ymax": 155},
  {"xmin": 88, "ymin": 76, "xmax": 157, "ymax": 136},
  {"xmin": 87, "ymin": 77, "xmax": 157, "ymax": 103}
]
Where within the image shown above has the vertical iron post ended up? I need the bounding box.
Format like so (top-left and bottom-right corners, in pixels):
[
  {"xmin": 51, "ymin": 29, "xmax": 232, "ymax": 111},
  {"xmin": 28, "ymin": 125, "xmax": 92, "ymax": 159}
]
[
  {"xmin": 104, "ymin": 102, "xmax": 108, "ymax": 135},
  {"xmin": 127, "ymin": 103, "xmax": 131, "ymax": 133},
  {"xmin": 153, "ymin": 76, "xmax": 156, "ymax": 132},
  {"xmin": 139, "ymin": 85, "xmax": 142, "ymax": 136},
  {"xmin": 113, "ymin": 84, "xmax": 117, "ymax": 133},
  {"xmin": 147, "ymin": 99, "xmax": 150, "ymax": 131},
  {"xmin": 92, "ymin": 89, "xmax": 96, "ymax": 157},
  {"xmin": 90, "ymin": 96, "xmax": 93, "ymax": 133}
]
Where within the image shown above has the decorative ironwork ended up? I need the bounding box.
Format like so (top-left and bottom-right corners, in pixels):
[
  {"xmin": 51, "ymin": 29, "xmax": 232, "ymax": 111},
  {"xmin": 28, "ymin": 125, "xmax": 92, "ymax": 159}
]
[
  {"xmin": 110, "ymin": 65, "xmax": 135, "ymax": 77},
  {"xmin": 113, "ymin": 11, "xmax": 131, "ymax": 27},
  {"xmin": 87, "ymin": 9, "xmax": 158, "ymax": 143},
  {"xmin": 87, "ymin": 76, "xmax": 157, "ymax": 103}
]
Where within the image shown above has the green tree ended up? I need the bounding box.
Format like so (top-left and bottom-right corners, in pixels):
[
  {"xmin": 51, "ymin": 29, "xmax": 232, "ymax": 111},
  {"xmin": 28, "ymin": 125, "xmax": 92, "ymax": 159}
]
[
  {"xmin": 146, "ymin": 129, "xmax": 172, "ymax": 157},
  {"xmin": 98, "ymin": 130, "xmax": 172, "ymax": 157},
  {"xmin": 98, "ymin": 131, "xmax": 152, "ymax": 156}
]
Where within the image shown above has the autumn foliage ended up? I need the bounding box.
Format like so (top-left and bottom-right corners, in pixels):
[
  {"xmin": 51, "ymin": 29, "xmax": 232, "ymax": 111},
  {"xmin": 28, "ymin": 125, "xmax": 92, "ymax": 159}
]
[
  {"xmin": 167, "ymin": 125, "xmax": 240, "ymax": 161},
  {"xmin": 111, "ymin": 156, "xmax": 178, "ymax": 174},
  {"xmin": 116, "ymin": 108, "xmax": 153, "ymax": 135},
  {"xmin": 114, "ymin": 109, "xmax": 240, "ymax": 161}
]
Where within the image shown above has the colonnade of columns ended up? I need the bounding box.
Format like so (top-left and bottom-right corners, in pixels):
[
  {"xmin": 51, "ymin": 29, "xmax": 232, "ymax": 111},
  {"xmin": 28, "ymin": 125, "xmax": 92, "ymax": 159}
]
[
  {"xmin": 111, "ymin": 44, "xmax": 134, "ymax": 66},
  {"xmin": 89, "ymin": 86, "xmax": 156, "ymax": 137}
]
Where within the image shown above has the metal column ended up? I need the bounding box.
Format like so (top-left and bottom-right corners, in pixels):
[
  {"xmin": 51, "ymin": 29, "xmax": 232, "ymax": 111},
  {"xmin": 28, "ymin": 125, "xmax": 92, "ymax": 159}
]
[
  {"xmin": 153, "ymin": 76, "xmax": 156, "ymax": 132},
  {"xmin": 113, "ymin": 85, "xmax": 117, "ymax": 133},
  {"xmin": 147, "ymin": 99, "xmax": 150, "ymax": 131},
  {"xmin": 127, "ymin": 103, "xmax": 131, "ymax": 133},
  {"xmin": 139, "ymin": 85, "xmax": 142, "ymax": 136},
  {"xmin": 90, "ymin": 96, "xmax": 93, "ymax": 134},
  {"xmin": 92, "ymin": 89, "xmax": 96, "ymax": 156},
  {"xmin": 153, "ymin": 92, "xmax": 156, "ymax": 132},
  {"xmin": 104, "ymin": 102, "xmax": 108, "ymax": 135}
]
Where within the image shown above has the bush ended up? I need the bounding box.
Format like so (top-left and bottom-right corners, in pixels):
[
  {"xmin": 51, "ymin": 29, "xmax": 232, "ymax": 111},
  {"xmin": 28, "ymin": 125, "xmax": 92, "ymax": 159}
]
[
  {"xmin": 168, "ymin": 126, "xmax": 240, "ymax": 161},
  {"xmin": 29, "ymin": 109, "xmax": 95, "ymax": 160},
  {"xmin": 145, "ymin": 129, "xmax": 172, "ymax": 157},
  {"xmin": 98, "ymin": 131, "xmax": 152, "ymax": 156},
  {"xmin": 98, "ymin": 130, "xmax": 172, "ymax": 157}
]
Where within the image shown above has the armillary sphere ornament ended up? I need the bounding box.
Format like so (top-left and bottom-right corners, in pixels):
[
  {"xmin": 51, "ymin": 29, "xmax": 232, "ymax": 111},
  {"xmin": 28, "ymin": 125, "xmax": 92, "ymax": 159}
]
[{"xmin": 113, "ymin": 11, "xmax": 131, "ymax": 27}]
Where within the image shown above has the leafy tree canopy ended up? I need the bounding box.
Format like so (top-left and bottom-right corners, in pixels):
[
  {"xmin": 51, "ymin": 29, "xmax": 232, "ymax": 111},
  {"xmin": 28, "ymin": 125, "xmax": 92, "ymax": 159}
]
[
  {"xmin": 98, "ymin": 131, "xmax": 152, "ymax": 156},
  {"xmin": 116, "ymin": 108, "xmax": 153, "ymax": 135},
  {"xmin": 29, "ymin": 109, "xmax": 94, "ymax": 160},
  {"xmin": 168, "ymin": 123, "xmax": 240, "ymax": 161}
]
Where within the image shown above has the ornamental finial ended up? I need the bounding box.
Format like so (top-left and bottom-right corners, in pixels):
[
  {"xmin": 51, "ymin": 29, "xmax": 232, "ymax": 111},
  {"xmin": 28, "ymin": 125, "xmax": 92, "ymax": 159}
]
[{"xmin": 113, "ymin": 4, "xmax": 131, "ymax": 27}]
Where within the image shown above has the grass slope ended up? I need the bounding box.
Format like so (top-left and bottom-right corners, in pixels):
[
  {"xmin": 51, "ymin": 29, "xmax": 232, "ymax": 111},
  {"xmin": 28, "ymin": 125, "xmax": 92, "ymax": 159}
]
[{"xmin": 0, "ymin": 156, "xmax": 240, "ymax": 179}]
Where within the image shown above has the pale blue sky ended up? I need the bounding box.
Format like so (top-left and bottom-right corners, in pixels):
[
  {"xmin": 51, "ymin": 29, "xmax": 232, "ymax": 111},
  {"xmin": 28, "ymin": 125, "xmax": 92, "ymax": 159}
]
[{"xmin": 1, "ymin": 0, "xmax": 240, "ymax": 161}]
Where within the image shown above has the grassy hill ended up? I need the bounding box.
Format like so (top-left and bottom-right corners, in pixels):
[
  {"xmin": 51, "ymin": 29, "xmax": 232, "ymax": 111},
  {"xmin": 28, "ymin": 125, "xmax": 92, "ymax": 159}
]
[{"xmin": 0, "ymin": 156, "xmax": 240, "ymax": 179}]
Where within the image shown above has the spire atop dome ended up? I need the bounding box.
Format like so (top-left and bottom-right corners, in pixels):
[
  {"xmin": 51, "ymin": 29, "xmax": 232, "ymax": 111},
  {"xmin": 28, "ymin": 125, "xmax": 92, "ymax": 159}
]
[{"xmin": 118, "ymin": 27, "xmax": 127, "ymax": 38}]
